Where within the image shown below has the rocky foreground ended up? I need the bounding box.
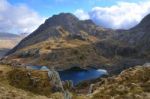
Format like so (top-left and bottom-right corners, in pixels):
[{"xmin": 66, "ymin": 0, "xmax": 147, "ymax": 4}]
[
  {"xmin": 0, "ymin": 64, "xmax": 149, "ymax": 99},
  {"xmin": 90, "ymin": 65, "xmax": 150, "ymax": 99},
  {"xmin": 0, "ymin": 65, "xmax": 50, "ymax": 99}
]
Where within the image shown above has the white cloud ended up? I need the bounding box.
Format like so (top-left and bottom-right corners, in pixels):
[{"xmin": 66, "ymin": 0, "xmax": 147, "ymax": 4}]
[
  {"xmin": 0, "ymin": 0, "xmax": 45, "ymax": 33},
  {"xmin": 74, "ymin": 9, "xmax": 90, "ymax": 20},
  {"xmin": 75, "ymin": 1, "xmax": 150, "ymax": 29}
]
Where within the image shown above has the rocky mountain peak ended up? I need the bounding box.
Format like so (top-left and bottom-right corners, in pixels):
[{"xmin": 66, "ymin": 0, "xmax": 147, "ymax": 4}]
[
  {"xmin": 40, "ymin": 13, "xmax": 79, "ymax": 32},
  {"xmin": 6, "ymin": 13, "xmax": 100, "ymax": 55},
  {"xmin": 45, "ymin": 13, "xmax": 79, "ymax": 25}
]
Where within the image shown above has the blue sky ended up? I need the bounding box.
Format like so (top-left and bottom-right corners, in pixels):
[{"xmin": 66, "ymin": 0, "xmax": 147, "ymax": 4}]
[
  {"xmin": 1, "ymin": 0, "xmax": 150, "ymax": 34},
  {"xmin": 8, "ymin": 0, "xmax": 141, "ymax": 17}
]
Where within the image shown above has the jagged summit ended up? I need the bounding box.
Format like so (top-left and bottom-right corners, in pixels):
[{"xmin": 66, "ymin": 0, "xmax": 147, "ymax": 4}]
[
  {"xmin": 37, "ymin": 13, "xmax": 79, "ymax": 34},
  {"xmin": 44, "ymin": 13, "xmax": 79, "ymax": 26}
]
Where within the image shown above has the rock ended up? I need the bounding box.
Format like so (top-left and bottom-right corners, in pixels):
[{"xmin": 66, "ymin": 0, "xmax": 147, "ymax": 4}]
[
  {"xmin": 88, "ymin": 84, "xmax": 94, "ymax": 94},
  {"xmin": 62, "ymin": 80, "xmax": 74, "ymax": 90},
  {"xmin": 48, "ymin": 68, "xmax": 64, "ymax": 92},
  {"xmin": 91, "ymin": 66, "xmax": 150, "ymax": 99},
  {"xmin": 64, "ymin": 90, "xmax": 72, "ymax": 99}
]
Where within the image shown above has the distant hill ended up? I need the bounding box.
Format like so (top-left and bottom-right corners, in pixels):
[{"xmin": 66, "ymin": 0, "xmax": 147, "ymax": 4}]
[
  {"xmin": 0, "ymin": 32, "xmax": 19, "ymax": 38},
  {"xmin": 0, "ymin": 32, "xmax": 24, "ymax": 58}
]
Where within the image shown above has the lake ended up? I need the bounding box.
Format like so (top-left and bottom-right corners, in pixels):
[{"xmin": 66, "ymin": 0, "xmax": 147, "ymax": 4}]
[
  {"xmin": 58, "ymin": 67, "xmax": 107, "ymax": 85},
  {"xmin": 26, "ymin": 66, "xmax": 108, "ymax": 85}
]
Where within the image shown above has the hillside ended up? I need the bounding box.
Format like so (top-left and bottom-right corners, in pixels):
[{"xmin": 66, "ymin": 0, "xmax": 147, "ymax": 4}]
[
  {"xmin": 4, "ymin": 13, "xmax": 117, "ymax": 70},
  {"xmin": 0, "ymin": 64, "xmax": 64, "ymax": 99},
  {"xmin": 90, "ymin": 65, "xmax": 150, "ymax": 99}
]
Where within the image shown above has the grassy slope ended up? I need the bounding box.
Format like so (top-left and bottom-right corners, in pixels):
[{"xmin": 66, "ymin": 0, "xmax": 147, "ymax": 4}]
[
  {"xmin": 6, "ymin": 37, "xmax": 146, "ymax": 73},
  {"xmin": 7, "ymin": 37, "xmax": 110, "ymax": 69},
  {"xmin": 90, "ymin": 66, "xmax": 150, "ymax": 99},
  {"xmin": 0, "ymin": 65, "xmax": 63, "ymax": 99}
]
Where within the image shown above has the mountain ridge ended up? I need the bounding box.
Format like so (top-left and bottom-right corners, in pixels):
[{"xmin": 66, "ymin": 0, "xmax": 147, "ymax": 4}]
[{"xmin": 0, "ymin": 32, "xmax": 19, "ymax": 38}]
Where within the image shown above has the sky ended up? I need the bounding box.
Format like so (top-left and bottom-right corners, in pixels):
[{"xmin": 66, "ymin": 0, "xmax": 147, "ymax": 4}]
[{"xmin": 0, "ymin": 0, "xmax": 150, "ymax": 34}]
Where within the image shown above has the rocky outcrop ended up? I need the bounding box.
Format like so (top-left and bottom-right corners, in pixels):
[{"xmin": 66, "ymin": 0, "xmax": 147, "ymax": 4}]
[{"xmin": 90, "ymin": 65, "xmax": 150, "ymax": 99}]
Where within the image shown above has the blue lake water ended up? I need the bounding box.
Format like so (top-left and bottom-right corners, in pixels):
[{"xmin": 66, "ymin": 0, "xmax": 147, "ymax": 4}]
[
  {"xmin": 26, "ymin": 66, "xmax": 108, "ymax": 85},
  {"xmin": 58, "ymin": 67, "xmax": 107, "ymax": 85}
]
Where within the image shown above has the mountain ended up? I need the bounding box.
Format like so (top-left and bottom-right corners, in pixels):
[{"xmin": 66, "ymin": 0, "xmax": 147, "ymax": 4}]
[
  {"xmin": 3, "ymin": 13, "xmax": 119, "ymax": 71},
  {"xmin": 7, "ymin": 13, "xmax": 114, "ymax": 55},
  {"xmin": 0, "ymin": 32, "xmax": 19, "ymax": 38},
  {"xmin": 131, "ymin": 14, "xmax": 150, "ymax": 52},
  {"xmin": 3, "ymin": 13, "xmax": 150, "ymax": 74}
]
